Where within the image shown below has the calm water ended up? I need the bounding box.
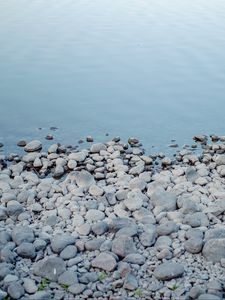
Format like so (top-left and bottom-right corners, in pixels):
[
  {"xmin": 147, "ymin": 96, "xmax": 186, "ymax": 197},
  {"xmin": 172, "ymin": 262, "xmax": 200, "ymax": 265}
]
[{"xmin": 1, "ymin": 0, "xmax": 225, "ymax": 153}]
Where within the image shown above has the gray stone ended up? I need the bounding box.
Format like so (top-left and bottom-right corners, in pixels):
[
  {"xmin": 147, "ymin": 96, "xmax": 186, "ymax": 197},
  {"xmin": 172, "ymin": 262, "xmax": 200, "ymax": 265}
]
[
  {"xmin": 12, "ymin": 226, "xmax": 34, "ymax": 245},
  {"xmin": 139, "ymin": 225, "xmax": 156, "ymax": 247},
  {"xmin": 115, "ymin": 225, "xmax": 138, "ymax": 237},
  {"xmin": 150, "ymin": 188, "xmax": 177, "ymax": 212},
  {"xmin": 33, "ymin": 256, "xmax": 66, "ymax": 281},
  {"xmin": 85, "ymin": 238, "xmax": 105, "ymax": 251},
  {"xmin": 90, "ymin": 143, "xmax": 106, "ymax": 153},
  {"xmin": 0, "ymin": 206, "xmax": 7, "ymax": 220},
  {"xmin": 156, "ymin": 221, "xmax": 179, "ymax": 236},
  {"xmin": 8, "ymin": 281, "xmax": 25, "ymax": 299},
  {"xmin": 0, "ymin": 290, "xmax": 7, "ymax": 300},
  {"xmin": 58, "ymin": 270, "xmax": 78, "ymax": 286},
  {"xmin": 68, "ymin": 283, "xmax": 86, "ymax": 295},
  {"xmin": 85, "ymin": 209, "xmax": 105, "ymax": 222},
  {"xmin": 155, "ymin": 236, "xmax": 172, "ymax": 251},
  {"xmin": 123, "ymin": 253, "xmax": 145, "ymax": 265},
  {"xmin": 189, "ymin": 286, "xmax": 205, "ymax": 299},
  {"xmin": 31, "ymin": 291, "xmax": 52, "ymax": 300},
  {"xmin": 184, "ymin": 238, "xmax": 203, "ymax": 254},
  {"xmin": 79, "ymin": 272, "xmax": 98, "ymax": 284},
  {"xmin": 123, "ymin": 273, "xmax": 138, "ymax": 291},
  {"xmin": 215, "ymin": 155, "xmax": 225, "ymax": 166},
  {"xmin": 33, "ymin": 239, "xmax": 47, "ymax": 251},
  {"xmin": 74, "ymin": 170, "xmax": 95, "ymax": 189},
  {"xmin": 51, "ymin": 234, "xmax": 76, "ymax": 253},
  {"xmin": 24, "ymin": 140, "xmax": 42, "ymax": 152},
  {"xmin": 186, "ymin": 167, "xmax": 198, "ymax": 182},
  {"xmin": 53, "ymin": 165, "xmax": 64, "ymax": 177},
  {"xmin": 198, "ymin": 294, "xmax": 221, "ymax": 300},
  {"xmin": 184, "ymin": 212, "xmax": 209, "ymax": 227},
  {"xmin": 23, "ymin": 278, "xmax": 38, "ymax": 294},
  {"xmin": 154, "ymin": 262, "xmax": 184, "ymax": 280},
  {"xmin": 124, "ymin": 189, "xmax": 144, "ymax": 211},
  {"xmin": 17, "ymin": 242, "xmax": 36, "ymax": 259},
  {"xmin": 92, "ymin": 252, "xmax": 117, "ymax": 271},
  {"xmin": 109, "ymin": 217, "xmax": 136, "ymax": 232},
  {"xmin": 203, "ymin": 239, "xmax": 225, "ymax": 262},
  {"xmin": 205, "ymin": 228, "xmax": 225, "ymax": 240},
  {"xmin": 68, "ymin": 151, "xmax": 87, "ymax": 162},
  {"xmin": 92, "ymin": 221, "xmax": 109, "ymax": 235},
  {"xmin": 60, "ymin": 245, "xmax": 77, "ymax": 260},
  {"xmin": 89, "ymin": 185, "xmax": 104, "ymax": 197},
  {"xmin": 6, "ymin": 200, "xmax": 24, "ymax": 217},
  {"xmin": 112, "ymin": 236, "xmax": 136, "ymax": 258}
]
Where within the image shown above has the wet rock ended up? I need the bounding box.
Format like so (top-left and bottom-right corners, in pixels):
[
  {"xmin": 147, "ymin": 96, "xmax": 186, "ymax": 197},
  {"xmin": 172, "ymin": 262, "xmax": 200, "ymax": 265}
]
[{"xmin": 24, "ymin": 140, "xmax": 42, "ymax": 152}]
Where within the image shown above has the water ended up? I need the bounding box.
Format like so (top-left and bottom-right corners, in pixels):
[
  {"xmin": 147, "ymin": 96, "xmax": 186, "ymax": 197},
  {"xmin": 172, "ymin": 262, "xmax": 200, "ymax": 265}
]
[{"xmin": 1, "ymin": 0, "xmax": 225, "ymax": 153}]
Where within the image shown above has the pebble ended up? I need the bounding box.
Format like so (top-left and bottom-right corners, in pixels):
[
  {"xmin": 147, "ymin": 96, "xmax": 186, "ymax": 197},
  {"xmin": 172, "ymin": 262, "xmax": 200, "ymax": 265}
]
[
  {"xmin": 154, "ymin": 262, "xmax": 184, "ymax": 280},
  {"xmin": 24, "ymin": 140, "xmax": 42, "ymax": 152},
  {"xmin": 91, "ymin": 252, "xmax": 117, "ymax": 271}
]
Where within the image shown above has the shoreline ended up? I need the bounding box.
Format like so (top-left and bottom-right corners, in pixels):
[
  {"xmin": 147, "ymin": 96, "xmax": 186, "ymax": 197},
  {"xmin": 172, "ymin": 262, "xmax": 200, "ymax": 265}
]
[{"xmin": 1, "ymin": 135, "xmax": 225, "ymax": 299}]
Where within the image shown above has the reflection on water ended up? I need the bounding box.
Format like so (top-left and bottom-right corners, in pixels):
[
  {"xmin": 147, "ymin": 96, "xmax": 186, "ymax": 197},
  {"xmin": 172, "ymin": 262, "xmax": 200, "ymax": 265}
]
[{"xmin": 0, "ymin": 0, "xmax": 225, "ymax": 152}]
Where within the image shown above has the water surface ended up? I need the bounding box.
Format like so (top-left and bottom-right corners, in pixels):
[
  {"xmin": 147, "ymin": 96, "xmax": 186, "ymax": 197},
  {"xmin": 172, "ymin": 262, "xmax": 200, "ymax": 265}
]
[{"xmin": 1, "ymin": 0, "xmax": 225, "ymax": 152}]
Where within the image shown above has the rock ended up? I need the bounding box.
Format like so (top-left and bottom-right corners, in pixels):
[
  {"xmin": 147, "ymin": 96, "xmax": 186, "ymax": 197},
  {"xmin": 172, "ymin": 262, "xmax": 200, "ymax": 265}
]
[
  {"xmin": 74, "ymin": 170, "xmax": 95, "ymax": 189},
  {"xmin": 85, "ymin": 238, "xmax": 105, "ymax": 251},
  {"xmin": 76, "ymin": 223, "xmax": 91, "ymax": 236},
  {"xmin": 91, "ymin": 252, "xmax": 117, "ymax": 271},
  {"xmin": 189, "ymin": 286, "xmax": 205, "ymax": 299},
  {"xmin": 86, "ymin": 136, "xmax": 94, "ymax": 142},
  {"xmin": 85, "ymin": 209, "xmax": 105, "ymax": 222},
  {"xmin": 45, "ymin": 134, "xmax": 53, "ymax": 140},
  {"xmin": 60, "ymin": 245, "xmax": 77, "ymax": 260},
  {"xmin": 186, "ymin": 167, "xmax": 198, "ymax": 182},
  {"xmin": 184, "ymin": 238, "xmax": 203, "ymax": 254},
  {"xmin": 31, "ymin": 291, "xmax": 52, "ymax": 300},
  {"xmin": 33, "ymin": 256, "xmax": 66, "ymax": 281},
  {"xmin": 139, "ymin": 225, "xmax": 156, "ymax": 247},
  {"xmin": 8, "ymin": 281, "xmax": 25, "ymax": 299},
  {"xmin": 17, "ymin": 242, "xmax": 36, "ymax": 259},
  {"xmin": 68, "ymin": 283, "xmax": 86, "ymax": 295},
  {"xmin": 58, "ymin": 270, "xmax": 78, "ymax": 286},
  {"xmin": 124, "ymin": 189, "xmax": 144, "ymax": 211},
  {"xmin": 198, "ymin": 294, "xmax": 221, "ymax": 300},
  {"xmin": 205, "ymin": 228, "xmax": 225, "ymax": 240},
  {"xmin": 215, "ymin": 155, "xmax": 225, "ymax": 166},
  {"xmin": 156, "ymin": 221, "xmax": 179, "ymax": 236},
  {"xmin": 6, "ymin": 200, "xmax": 24, "ymax": 217},
  {"xmin": 184, "ymin": 212, "xmax": 209, "ymax": 227},
  {"xmin": 12, "ymin": 226, "xmax": 34, "ymax": 245},
  {"xmin": 17, "ymin": 140, "xmax": 27, "ymax": 147},
  {"xmin": 150, "ymin": 188, "xmax": 177, "ymax": 213},
  {"xmin": 90, "ymin": 143, "xmax": 106, "ymax": 153},
  {"xmin": 0, "ymin": 206, "xmax": 7, "ymax": 220},
  {"xmin": 129, "ymin": 178, "xmax": 146, "ymax": 191},
  {"xmin": 123, "ymin": 273, "xmax": 138, "ymax": 291},
  {"xmin": 68, "ymin": 151, "xmax": 87, "ymax": 162},
  {"xmin": 123, "ymin": 253, "xmax": 145, "ymax": 265},
  {"xmin": 23, "ymin": 278, "xmax": 38, "ymax": 294},
  {"xmin": 89, "ymin": 185, "xmax": 104, "ymax": 197},
  {"xmin": 202, "ymin": 239, "xmax": 225, "ymax": 262},
  {"xmin": 128, "ymin": 138, "xmax": 139, "ymax": 145},
  {"xmin": 154, "ymin": 262, "xmax": 184, "ymax": 280},
  {"xmin": 24, "ymin": 140, "xmax": 42, "ymax": 152},
  {"xmin": 193, "ymin": 135, "xmax": 207, "ymax": 143},
  {"xmin": 53, "ymin": 165, "xmax": 64, "ymax": 178},
  {"xmin": 92, "ymin": 221, "xmax": 109, "ymax": 235},
  {"xmin": 0, "ymin": 290, "xmax": 7, "ymax": 300},
  {"xmin": 51, "ymin": 234, "xmax": 76, "ymax": 253},
  {"xmin": 112, "ymin": 236, "xmax": 136, "ymax": 258}
]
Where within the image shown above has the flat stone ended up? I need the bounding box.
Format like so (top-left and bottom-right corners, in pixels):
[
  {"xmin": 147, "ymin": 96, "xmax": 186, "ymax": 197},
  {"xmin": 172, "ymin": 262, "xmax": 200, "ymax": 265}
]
[
  {"xmin": 198, "ymin": 294, "xmax": 221, "ymax": 300},
  {"xmin": 17, "ymin": 242, "xmax": 36, "ymax": 259},
  {"xmin": 60, "ymin": 245, "xmax": 77, "ymax": 260},
  {"xmin": 150, "ymin": 188, "xmax": 177, "ymax": 213},
  {"xmin": 154, "ymin": 262, "xmax": 184, "ymax": 280},
  {"xmin": 92, "ymin": 221, "xmax": 109, "ymax": 235},
  {"xmin": 8, "ymin": 282, "xmax": 25, "ymax": 299},
  {"xmin": 139, "ymin": 225, "xmax": 156, "ymax": 247},
  {"xmin": 23, "ymin": 278, "xmax": 38, "ymax": 294},
  {"xmin": 184, "ymin": 238, "xmax": 203, "ymax": 254},
  {"xmin": 85, "ymin": 209, "xmax": 105, "ymax": 222},
  {"xmin": 123, "ymin": 273, "xmax": 138, "ymax": 291},
  {"xmin": 85, "ymin": 238, "xmax": 105, "ymax": 251},
  {"xmin": 51, "ymin": 234, "xmax": 76, "ymax": 253},
  {"xmin": 12, "ymin": 225, "xmax": 34, "ymax": 245},
  {"xmin": 123, "ymin": 253, "xmax": 145, "ymax": 265},
  {"xmin": 31, "ymin": 291, "xmax": 51, "ymax": 300},
  {"xmin": 68, "ymin": 283, "xmax": 86, "ymax": 295},
  {"xmin": 33, "ymin": 256, "xmax": 66, "ymax": 281},
  {"xmin": 112, "ymin": 236, "xmax": 136, "ymax": 258},
  {"xmin": 58, "ymin": 270, "xmax": 78, "ymax": 286},
  {"xmin": 156, "ymin": 221, "xmax": 179, "ymax": 236},
  {"xmin": 92, "ymin": 252, "xmax": 117, "ymax": 271},
  {"xmin": 89, "ymin": 185, "xmax": 104, "ymax": 197},
  {"xmin": 203, "ymin": 239, "xmax": 225, "ymax": 262},
  {"xmin": 124, "ymin": 189, "xmax": 144, "ymax": 211},
  {"xmin": 6, "ymin": 200, "xmax": 24, "ymax": 217},
  {"xmin": 68, "ymin": 151, "xmax": 87, "ymax": 162},
  {"xmin": 90, "ymin": 143, "xmax": 106, "ymax": 153},
  {"xmin": 74, "ymin": 170, "xmax": 95, "ymax": 189},
  {"xmin": 24, "ymin": 140, "xmax": 42, "ymax": 152}
]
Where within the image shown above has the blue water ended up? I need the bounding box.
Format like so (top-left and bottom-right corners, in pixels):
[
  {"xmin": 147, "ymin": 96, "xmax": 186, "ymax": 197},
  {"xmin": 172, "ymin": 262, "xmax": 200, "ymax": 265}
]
[{"xmin": 1, "ymin": 0, "xmax": 225, "ymax": 152}]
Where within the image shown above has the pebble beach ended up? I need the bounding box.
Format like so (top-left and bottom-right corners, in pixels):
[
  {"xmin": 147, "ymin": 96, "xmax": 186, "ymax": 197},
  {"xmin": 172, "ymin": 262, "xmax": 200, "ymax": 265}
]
[{"xmin": 1, "ymin": 135, "xmax": 225, "ymax": 299}]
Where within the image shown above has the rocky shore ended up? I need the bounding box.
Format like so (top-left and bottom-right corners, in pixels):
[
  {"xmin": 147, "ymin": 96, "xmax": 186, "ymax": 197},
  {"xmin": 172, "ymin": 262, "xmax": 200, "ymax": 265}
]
[{"xmin": 1, "ymin": 135, "xmax": 225, "ymax": 299}]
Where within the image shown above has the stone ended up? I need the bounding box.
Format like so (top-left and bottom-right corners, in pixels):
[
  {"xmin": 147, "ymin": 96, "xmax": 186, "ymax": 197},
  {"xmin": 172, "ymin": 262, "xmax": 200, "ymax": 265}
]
[
  {"xmin": 8, "ymin": 281, "xmax": 25, "ymax": 299},
  {"xmin": 58, "ymin": 270, "xmax": 78, "ymax": 286},
  {"xmin": 85, "ymin": 209, "xmax": 105, "ymax": 222},
  {"xmin": 24, "ymin": 140, "xmax": 42, "ymax": 152},
  {"xmin": 202, "ymin": 239, "xmax": 225, "ymax": 262},
  {"xmin": 68, "ymin": 283, "xmax": 86, "ymax": 295},
  {"xmin": 139, "ymin": 225, "xmax": 156, "ymax": 247},
  {"xmin": 23, "ymin": 278, "xmax": 38, "ymax": 294},
  {"xmin": 205, "ymin": 228, "xmax": 225, "ymax": 240},
  {"xmin": 154, "ymin": 262, "xmax": 184, "ymax": 280},
  {"xmin": 51, "ymin": 234, "xmax": 76, "ymax": 253},
  {"xmin": 0, "ymin": 206, "xmax": 7, "ymax": 220},
  {"xmin": 124, "ymin": 189, "xmax": 144, "ymax": 211},
  {"xmin": 129, "ymin": 178, "xmax": 146, "ymax": 191},
  {"xmin": 189, "ymin": 286, "xmax": 205, "ymax": 299},
  {"xmin": 60, "ymin": 245, "xmax": 77, "ymax": 260},
  {"xmin": 90, "ymin": 143, "xmax": 106, "ymax": 153},
  {"xmin": 186, "ymin": 167, "xmax": 198, "ymax": 182},
  {"xmin": 85, "ymin": 238, "xmax": 105, "ymax": 251},
  {"xmin": 184, "ymin": 212, "xmax": 209, "ymax": 227},
  {"xmin": 150, "ymin": 188, "xmax": 177, "ymax": 213},
  {"xmin": 33, "ymin": 256, "xmax": 66, "ymax": 281},
  {"xmin": 112, "ymin": 236, "xmax": 136, "ymax": 258},
  {"xmin": 198, "ymin": 294, "xmax": 221, "ymax": 300},
  {"xmin": 0, "ymin": 290, "xmax": 7, "ymax": 300},
  {"xmin": 215, "ymin": 155, "xmax": 225, "ymax": 166},
  {"xmin": 123, "ymin": 253, "xmax": 145, "ymax": 265},
  {"xmin": 74, "ymin": 170, "xmax": 95, "ymax": 188},
  {"xmin": 12, "ymin": 226, "xmax": 34, "ymax": 245},
  {"xmin": 123, "ymin": 273, "xmax": 138, "ymax": 291},
  {"xmin": 6, "ymin": 200, "xmax": 24, "ymax": 217},
  {"xmin": 89, "ymin": 185, "xmax": 104, "ymax": 197},
  {"xmin": 156, "ymin": 221, "xmax": 179, "ymax": 236},
  {"xmin": 92, "ymin": 221, "xmax": 109, "ymax": 235},
  {"xmin": 31, "ymin": 291, "xmax": 51, "ymax": 300},
  {"xmin": 91, "ymin": 252, "xmax": 117, "ymax": 271},
  {"xmin": 68, "ymin": 151, "xmax": 87, "ymax": 162},
  {"xmin": 53, "ymin": 165, "xmax": 64, "ymax": 177},
  {"xmin": 76, "ymin": 223, "xmax": 91, "ymax": 236},
  {"xmin": 184, "ymin": 238, "xmax": 203, "ymax": 254},
  {"xmin": 17, "ymin": 242, "xmax": 36, "ymax": 259}
]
